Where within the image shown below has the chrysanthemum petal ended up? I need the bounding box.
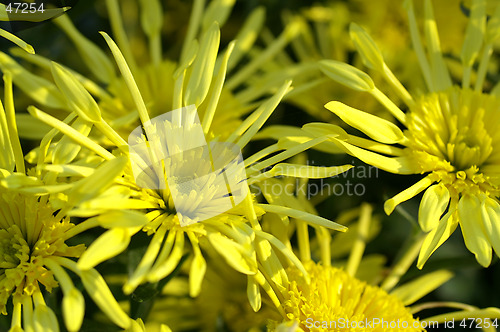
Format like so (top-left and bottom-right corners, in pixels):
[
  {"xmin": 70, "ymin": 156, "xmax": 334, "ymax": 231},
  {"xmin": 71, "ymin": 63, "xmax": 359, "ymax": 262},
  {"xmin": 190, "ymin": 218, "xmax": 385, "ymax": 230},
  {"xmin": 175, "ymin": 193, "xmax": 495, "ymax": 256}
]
[
  {"xmin": 480, "ymin": 197, "xmax": 500, "ymax": 257},
  {"xmin": 184, "ymin": 22, "xmax": 220, "ymax": 107},
  {"xmin": 458, "ymin": 195, "xmax": 492, "ymax": 267},
  {"xmin": 325, "ymin": 101, "xmax": 404, "ymax": 144},
  {"xmin": 247, "ymin": 275, "xmax": 261, "ymax": 312},
  {"xmin": 33, "ymin": 304, "xmax": 59, "ymax": 332},
  {"xmin": 27, "ymin": 106, "xmax": 114, "ymax": 161},
  {"xmin": 62, "ymin": 288, "xmax": 84, "ymax": 332},
  {"xmin": 226, "ymin": 7, "xmax": 265, "ymax": 71},
  {"xmin": 349, "ymin": 22, "xmax": 384, "ymax": 71},
  {"xmin": 81, "ymin": 268, "xmax": 131, "ymax": 329},
  {"xmin": 258, "ymin": 204, "xmax": 346, "ymax": 232},
  {"xmin": 417, "ymin": 211, "xmax": 458, "ymax": 269},
  {"xmin": 331, "ymin": 138, "xmax": 414, "ymax": 176},
  {"xmin": 460, "ymin": 0, "xmax": 486, "ymax": 68},
  {"xmin": 0, "ymin": 28, "xmax": 34, "ymax": 54},
  {"xmin": 90, "ymin": 210, "xmax": 149, "ymax": 229},
  {"xmin": 77, "ymin": 228, "xmax": 133, "ymax": 270},
  {"xmin": 390, "ymin": 270, "xmax": 453, "ymax": 305},
  {"xmin": 385, "ymin": 176, "xmax": 434, "ymax": 215},
  {"xmin": 202, "ymin": 0, "xmax": 236, "ymax": 30},
  {"xmin": 319, "ymin": 59, "xmax": 374, "ymax": 91},
  {"xmin": 0, "ymin": 52, "xmax": 65, "ymax": 108},
  {"xmin": 51, "ymin": 62, "xmax": 101, "ymax": 123},
  {"xmin": 249, "ymin": 163, "xmax": 353, "ymax": 184},
  {"xmin": 54, "ymin": 15, "xmax": 115, "ymax": 83},
  {"xmin": 189, "ymin": 249, "xmax": 206, "ymax": 297},
  {"xmin": 68, "ymin": 156, "xmax": 127, "ymax": 206},
  {"xmin": 52, "ymin": 118, "xmax": 92, "ymax": 165},
  {"xmin": 208, "ymin": 233, "xmax": 257, "ymax": 275},
  {"xmin": 418, "ymin": 184, "xmax": 450, "ymax": 232}
]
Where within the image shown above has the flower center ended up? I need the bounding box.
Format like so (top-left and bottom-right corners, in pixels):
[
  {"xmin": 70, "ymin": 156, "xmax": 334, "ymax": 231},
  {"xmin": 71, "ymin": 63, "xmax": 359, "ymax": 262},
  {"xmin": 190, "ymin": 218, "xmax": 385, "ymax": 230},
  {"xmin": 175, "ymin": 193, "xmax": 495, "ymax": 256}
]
[
  {"xmin": 0, "ymin": 226, "xmax": 29, "ymax": 269},
  {"xmin": 405, "ymin": 87, "xmax": 500, "ymax": 197},
  {"xmin": 0, "ymin": 193, "xmax": 84, "ymax": 314},
  {"xmin": 277, "ymin": 262, "xmax": 422, "ymax": 331}
]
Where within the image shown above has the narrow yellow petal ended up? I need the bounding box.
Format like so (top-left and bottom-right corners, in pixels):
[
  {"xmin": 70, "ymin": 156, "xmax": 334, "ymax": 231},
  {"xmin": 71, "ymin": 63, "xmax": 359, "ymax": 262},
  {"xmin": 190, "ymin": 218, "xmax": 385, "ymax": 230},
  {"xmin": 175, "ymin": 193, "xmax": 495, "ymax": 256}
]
[
  {"xmin": 418, "ymin": 184, "xmax": 450, "ymax": 232},
  {"xmin": 90, "ymin": 210, "xmax": 148, "ymax": 229},
  {"xmin": 124, "ymin": 221, "xmax": 169, "ymax": 294},
  {"xmin": 319, "ymin": 59, "xmax": 374, "ymax": 92},
  {"xmin": 480, "ymin": 197, "xmax": 500, "ymax": 257},
  {"xmin": 62, "ymin": 288, "xmax": 85, "ymax": 332},
  {"xmin": 247, "ymin": 275, "xmax": 261, "ymax": 312},
  {"xmin": 236, "ymin": 80, "xmax": 292, "ymax": 149},
  {"xmin": 226, "ymin": 7, "xmax": 265, "ymax": 71},
  {"xmin": 201, "ymin": 40, "xmax": 235, "ymax": 133},
  {"xmin": 390, "ymin": 270, "xmax": 453, "ymax": 305},
  {"xmin": 417, "ymin": 212, "xmax": 458, "ymax": 269},
  {"xmin": 51, "ymin": 62, "xmax": 101, "ymax": 123},
  {"xmin": 100, "ymin": 31, "xmax": 150, "ymax": 124},
  {"xmin": 325, "ymin": 101, "xmax": 404, "ymax": 144},
  {"xmin": 258, "ymin": 204, "xmax": 347, "ymax": 232},
  {"xmin": 52, "ymin": 118, "xmax": 92, "ymax": 165},
  {"xmin": 202, "ymin": 0, "xmax": 236, "ymax": 30},
  {"xmin": 0, "ymin": 28, "xmax": 34, "ymax": 54},
  {"xmin": 33, "ymin": 305, "xmax": 59, "ymax": 332},
  {"xmin": 0, "ymin": 52, "xmax": 65, "ymax": 108},
  {"xmin": 461, "ymin": 0, "xmax": 486, "ymax": 67},
  {"xmin": 331, "ymin": 138, "xmax": 415, "ymax": 176},
  {"xmin": 423, "ymin": 0, "xmax": 452, "ymax": 90},
  {"xmin": 148, "ymin": 230, "xmax": 185, "ymax": 282},
  {"xmin": 248, "ymin": 163, "xmax": 353, "ymax": 184},
  {"xmin": 208, "ymin": 233, "xmax": 257, "ymax": 275},
  {"xmin": 385, "ymin": 176, "xmax": 434, "ymax": 215},
  {"xmin": 78, "ymin": 228, "xmax": 133, "ymax": 270},
  {"xmin": 81, "ymin": 268, "xmax": 131, "ymax": 329},
  {"xmin": 349, "ymin": 23, "xmax": 384, "ymax": 71},
  {"xmin": 188, "ymin": 246, "xmax": 206, "ymax": 297},
  {"xmin": 54, "ymin": 15, "xmax": 115, "ymax": 83},
  {"xmin": 27, "ymin": 106, "xmax": 114, "ymax": 161},
  {"xmin": 15, "ymin": 114, "xmax": 51, "ymax": 139},
  {"xmin": 68, "ymin": 156, "xmax": 127, "ymax": 207},
  {"xmin": 184, "ymin": 22, "xmax": 220, "ymax": 107},
  {"xmin": 458, "ymin": 195, "xmax": 492, "ymax": 267}
]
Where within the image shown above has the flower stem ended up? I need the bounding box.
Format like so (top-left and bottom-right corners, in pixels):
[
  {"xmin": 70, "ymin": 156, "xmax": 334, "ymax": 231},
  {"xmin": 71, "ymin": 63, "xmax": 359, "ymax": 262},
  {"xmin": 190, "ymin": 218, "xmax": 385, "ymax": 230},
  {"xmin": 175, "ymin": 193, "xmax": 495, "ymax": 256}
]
[{"xmin": 381, "ymin": 230, "xmax": 425, "ymax": 291}]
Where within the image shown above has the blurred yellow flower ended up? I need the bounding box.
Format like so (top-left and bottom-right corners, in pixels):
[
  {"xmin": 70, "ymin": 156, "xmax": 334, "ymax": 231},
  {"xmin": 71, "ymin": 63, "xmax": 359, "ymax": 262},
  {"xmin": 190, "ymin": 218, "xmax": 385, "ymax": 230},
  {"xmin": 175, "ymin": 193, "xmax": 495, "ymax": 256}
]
[{"xmin": 271, "ymin": 261, "xmax": 423, "ymax": 332}]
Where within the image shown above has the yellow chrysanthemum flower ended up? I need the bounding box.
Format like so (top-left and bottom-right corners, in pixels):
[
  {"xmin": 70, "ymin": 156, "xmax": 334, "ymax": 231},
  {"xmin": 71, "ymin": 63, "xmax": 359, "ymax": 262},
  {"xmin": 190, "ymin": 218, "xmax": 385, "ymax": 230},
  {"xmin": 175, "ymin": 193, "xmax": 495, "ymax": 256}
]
[
  {"xmin": 259, "ymin": 200, "xmax": 500, "ymax": 332},
  {"xmin": 273, "ymin": 261, "xmax": 423, "ymax": 332},
  {"xmin": 0, "ymin": 74, "xmax": 133, "ymax": 331},
  {"xmin": 315, "ymin": 0, "xmax": 500, "ymax": 268},
  {"xmin": 24, "ymin": 23, "xmax": 352, "ymax": 311}
]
